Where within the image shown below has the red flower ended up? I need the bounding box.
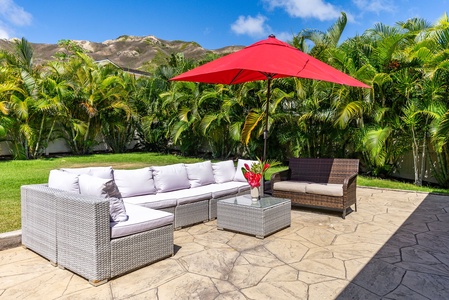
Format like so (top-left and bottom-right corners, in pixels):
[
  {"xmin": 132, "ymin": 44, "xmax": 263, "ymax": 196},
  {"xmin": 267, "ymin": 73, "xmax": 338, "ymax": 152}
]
[{"xmin": 240, "ymin": 159, "xmax": 271, "ymax": 188}]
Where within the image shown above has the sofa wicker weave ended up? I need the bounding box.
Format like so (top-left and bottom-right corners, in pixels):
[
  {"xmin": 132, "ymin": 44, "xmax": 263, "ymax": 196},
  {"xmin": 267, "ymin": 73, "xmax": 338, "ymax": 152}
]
[
  {"xmin": 271, "ymin": 158, "xmax": 359, "ymax": 218},
  {"xmin": 21, "ymin": 184, "xmax": 174, "ymax": 286}
]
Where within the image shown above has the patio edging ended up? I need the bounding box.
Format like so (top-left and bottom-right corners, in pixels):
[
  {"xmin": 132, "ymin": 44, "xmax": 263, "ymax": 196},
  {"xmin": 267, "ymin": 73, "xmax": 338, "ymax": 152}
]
[{"xmin": 0, "ymin": 230, "xmax": 21, "ymax": 251}]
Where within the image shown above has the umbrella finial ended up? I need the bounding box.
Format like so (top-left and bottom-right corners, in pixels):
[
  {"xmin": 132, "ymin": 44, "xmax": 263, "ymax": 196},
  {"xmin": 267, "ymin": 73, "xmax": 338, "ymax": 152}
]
[{"xmin": 268, "ymin": 34, "xmax": 276, "ymax": 38}]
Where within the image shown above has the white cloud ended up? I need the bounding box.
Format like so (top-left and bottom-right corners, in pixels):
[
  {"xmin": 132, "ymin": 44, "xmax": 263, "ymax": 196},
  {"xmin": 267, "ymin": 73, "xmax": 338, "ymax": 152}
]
[
  {"xmin": 263, "ymin": 0, "xmax": 342, "ymax": 21},
  {"xmin": 352, "ymin": 0, "xmax": 396, "ymax": 14},
  {"xmin": 273, "ymin": 31, "xmax": 294, "ymax": 42},
  {"xmin": 231, "ymin": 15, "xmax": 270, "ymax": 37},
  {"xmin": 0, "ymin": 24, "xmax": 9, "ymax": 39},
  {"xmin": 0, "ymin": 0, "xmax": 31, "ymax": 38}
]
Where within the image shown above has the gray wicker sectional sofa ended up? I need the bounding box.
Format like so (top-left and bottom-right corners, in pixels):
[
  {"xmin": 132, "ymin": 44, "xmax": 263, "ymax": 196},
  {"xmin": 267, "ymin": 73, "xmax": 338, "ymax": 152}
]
[{"xmin": 21, "ymin": 159, "xmax": 254, "ymax": 285}]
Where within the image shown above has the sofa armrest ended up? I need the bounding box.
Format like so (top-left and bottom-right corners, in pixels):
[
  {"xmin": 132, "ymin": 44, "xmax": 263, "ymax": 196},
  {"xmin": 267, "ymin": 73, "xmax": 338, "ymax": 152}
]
[
  {"xmin": 56, "ymin": 192, "xmax": 111, "ymax": 283},
  {"xmin": 270, "ymin": 169, "xmax": 291, "ymax": 192},
  {"xmin": 342, "ymin": 172, "xmax": 358, "ymax": 192},
  {"xmin": 21, "ymin": 184, "xmax": 58, "ymax": 264}
]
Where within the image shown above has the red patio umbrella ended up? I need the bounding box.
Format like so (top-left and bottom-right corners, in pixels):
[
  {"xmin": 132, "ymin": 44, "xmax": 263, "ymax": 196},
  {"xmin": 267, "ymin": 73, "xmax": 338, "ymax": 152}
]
[{"xmin": 171, "ymin": 35, "xmax": 370, "ymax": 162}]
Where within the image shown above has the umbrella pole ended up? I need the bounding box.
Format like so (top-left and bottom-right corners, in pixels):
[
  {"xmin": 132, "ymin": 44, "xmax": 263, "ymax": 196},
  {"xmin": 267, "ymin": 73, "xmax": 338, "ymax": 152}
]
[
  {"xmin": 263, "ymin": 77, "xmax": 271, "ymax": 162},
  {"xmin": 262, "ymin": 77, "xmax": 271, "ymax": 195}
]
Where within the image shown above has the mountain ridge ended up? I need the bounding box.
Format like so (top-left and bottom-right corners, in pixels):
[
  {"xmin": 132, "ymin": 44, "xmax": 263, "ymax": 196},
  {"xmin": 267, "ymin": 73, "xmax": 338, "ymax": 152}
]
[{"xmin": 0, "ymin": 35, "xmax": 244, "ymax": 71}]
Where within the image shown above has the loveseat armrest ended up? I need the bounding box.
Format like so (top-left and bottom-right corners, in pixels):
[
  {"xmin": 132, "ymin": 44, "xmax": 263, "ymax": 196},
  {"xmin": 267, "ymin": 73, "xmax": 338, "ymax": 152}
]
[
  {"xmin": 342, "ymin": 172, "xmax": 358, "ymax": 191},
  {"xmin": 342, "ymin": 172, "xmax": 358, "ymax": 216},
  {"xmin": 56, "ymin": 192, "xmax": 111, "ymax": 284},
  {"xmin": 270, "ymin": 169, "xmax": 291, "ymax": 192}
]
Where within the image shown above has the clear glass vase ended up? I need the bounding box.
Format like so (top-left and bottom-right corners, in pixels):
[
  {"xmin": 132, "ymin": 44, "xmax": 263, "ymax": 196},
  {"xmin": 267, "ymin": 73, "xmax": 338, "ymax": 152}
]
[{"xmin": 250, "ymin": 186, "xmax": 260, "ymax": 202}]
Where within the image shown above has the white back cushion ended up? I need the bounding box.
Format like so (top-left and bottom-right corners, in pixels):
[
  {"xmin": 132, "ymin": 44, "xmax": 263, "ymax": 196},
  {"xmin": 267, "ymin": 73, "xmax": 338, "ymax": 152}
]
[
  {"xmin": 212, "ymin": 160, "xmax": 236, "ymax": 183},
  {"xmin": 234, "ymin": 159, "xmax": 258, "ymax": 182},
  {"xmin": 185, "ymin": 161, "xmax": 215, "ymax": 188},
  {"xmin": 114, "ymin": 167, "xmax": 156, "ymax": 197},
  {"xmin": 152, "ymin": 163, "xmax": 190, "ymax": 193},
  {"xmin": 78, "ymin": 174, "xmax": 127, "ymax": 222},
  {"xmin": 48, "ymin": 169, "xmax": 80, "ymax": 193},
  {"xmin": 61, "ymin": 166, "xmax": 113, "ymax": 180}
]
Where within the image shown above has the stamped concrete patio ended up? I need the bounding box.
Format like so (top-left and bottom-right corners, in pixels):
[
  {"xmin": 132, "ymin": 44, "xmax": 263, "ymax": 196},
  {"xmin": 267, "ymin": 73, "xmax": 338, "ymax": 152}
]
[{"xmin": 1, "ymin": 187, "xmax": 449, "ymax": 299}]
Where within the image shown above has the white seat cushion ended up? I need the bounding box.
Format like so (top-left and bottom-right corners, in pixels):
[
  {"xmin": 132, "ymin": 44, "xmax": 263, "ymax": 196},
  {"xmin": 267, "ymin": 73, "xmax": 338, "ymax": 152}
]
[
  {"xmin": 48, "ymin": 169, "xmax": 80, "ymax": 193},
  {"xmin": 306, "ymin": 183, "xmax": 343, "ymax": 197},
  {"xmin": 114, "ymin": 167, "xmax": 156, "ymax": 197},
  {"xmin": 152, "ymin": 164, "xmax": 190, "ymax": 193},
  {"xmin": 191, "ymin": 183, "xmax": 236, "ymax": 199},
  {"xmin": 110, "ymin": 204, "xmax": 174, "ymax": 239},
  {"xmin": 212, "ymin": 160, "xmax": 236, "ymax": 183},
  {"xmin": 233, "ymin": 159, "xmax": 257, "ymax": 182},
  {"xmin": 122, "ymin": 193, "xmax": 177, "ymax": 210},
  {"xmin": 193, "ymin": 181, "xmax": 250, "ymax": 198},
  {"xmin": 185, "ymin": 161, "xmax": 215, "ymax": 188},
  {"xmin": 172, "ymin": 188, "xmax": 212, "ymax": 205},
  {"xmin": 273, "ymin": 181, "xmax": 310, "ymax": 193}
]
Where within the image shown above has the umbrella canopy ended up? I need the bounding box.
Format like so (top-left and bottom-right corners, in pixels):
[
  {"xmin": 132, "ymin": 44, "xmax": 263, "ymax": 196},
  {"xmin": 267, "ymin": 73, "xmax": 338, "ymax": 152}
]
[
  {"xmin": 171, "ymin": 35, "xmax": 370, "ymax": 162},
  {"xmin": 171, "ymin": 35, "xmax": 370, "ymax": 88}
]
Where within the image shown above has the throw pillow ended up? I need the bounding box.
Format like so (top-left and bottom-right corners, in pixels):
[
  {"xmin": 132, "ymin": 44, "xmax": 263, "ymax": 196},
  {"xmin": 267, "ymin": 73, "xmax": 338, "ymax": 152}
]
[
  {"xmin": 89, "ymin": 166, "xmax": 114, "ymax": 180},
  {"xmin": 234, "ymin": 159, "xmax": 258, "ymax": 182},
  {"xmin": 78, "ymin": 174, "xmax": 128, "ymax": 222},
  {"xmin": 61, "ymin": 166, "xmax": 113, "ymax": 180},
  {"xmin": 152, "ymin": 163, "xmax": 190, "ymax": 193},
  {"xmin": 185, "ymin": 161, "xmax": 215, "ymax": 188},
  {"xmin": 212, "ymin": 160, "xmax": 236, "ymax": 183},
  {"xmin": 113, "ymin": 167, "xmax": 156, "ymax": 197},
  {"xmin": 48, "ymin": 169, "xmax": 80, "ymax": 193}
]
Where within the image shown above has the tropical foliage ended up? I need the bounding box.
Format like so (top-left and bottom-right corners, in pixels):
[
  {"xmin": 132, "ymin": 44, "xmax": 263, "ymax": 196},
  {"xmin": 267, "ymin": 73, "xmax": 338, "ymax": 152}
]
[{"xmin": 2, "ymin": 13, "xmax": 449, "ymax": 188}]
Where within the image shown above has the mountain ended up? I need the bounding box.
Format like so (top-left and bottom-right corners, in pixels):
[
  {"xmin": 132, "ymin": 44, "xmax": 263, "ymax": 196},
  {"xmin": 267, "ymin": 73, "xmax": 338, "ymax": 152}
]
[{"xmin": 0, "ymin": 35, "xmax": 244, "ymax": 71}]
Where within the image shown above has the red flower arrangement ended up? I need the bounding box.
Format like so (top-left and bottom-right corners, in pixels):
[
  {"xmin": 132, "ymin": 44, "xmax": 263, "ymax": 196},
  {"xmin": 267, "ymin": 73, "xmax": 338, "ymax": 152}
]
[{"xmin": 241, "ymin": 159, "xmax": 270, "ymax": 188}]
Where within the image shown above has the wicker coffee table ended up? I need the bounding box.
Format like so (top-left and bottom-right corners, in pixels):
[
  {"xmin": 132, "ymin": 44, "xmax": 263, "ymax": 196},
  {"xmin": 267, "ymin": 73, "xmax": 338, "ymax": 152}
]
[{"xmin": 217, "ymin": 195, "xmax": 291, "ymax": 238}]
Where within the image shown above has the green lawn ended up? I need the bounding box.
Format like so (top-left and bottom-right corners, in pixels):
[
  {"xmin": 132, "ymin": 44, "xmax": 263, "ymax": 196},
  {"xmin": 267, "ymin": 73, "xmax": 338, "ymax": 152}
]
[{"xmin": 1, "ymin": 153, "xmax": 448, "ymax": 233}]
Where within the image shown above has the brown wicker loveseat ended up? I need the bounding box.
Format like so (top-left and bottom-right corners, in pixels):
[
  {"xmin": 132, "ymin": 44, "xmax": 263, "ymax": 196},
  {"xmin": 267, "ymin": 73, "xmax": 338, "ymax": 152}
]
[{"xmin": 271, "ymin": 158, "xmax": 359, "ymax": 218}]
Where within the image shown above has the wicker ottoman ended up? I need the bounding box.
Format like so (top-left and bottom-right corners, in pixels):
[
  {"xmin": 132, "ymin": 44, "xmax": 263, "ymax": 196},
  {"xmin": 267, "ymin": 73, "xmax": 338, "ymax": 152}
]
[{"xmin": 217, "ymin": 195, "xmax": 291, "ymax": 238}]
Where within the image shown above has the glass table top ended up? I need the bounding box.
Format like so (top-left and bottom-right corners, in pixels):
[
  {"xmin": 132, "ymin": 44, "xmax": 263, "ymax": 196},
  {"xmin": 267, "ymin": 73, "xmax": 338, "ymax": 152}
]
[{"xmin": 219, "ymin": 194, "xmax": 290, "ymax": 208}]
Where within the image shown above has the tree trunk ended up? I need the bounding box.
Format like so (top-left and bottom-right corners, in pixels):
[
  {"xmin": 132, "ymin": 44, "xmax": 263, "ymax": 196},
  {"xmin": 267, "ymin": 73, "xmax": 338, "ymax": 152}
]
[
  {"xmin": 411, "ymin": 127, "xmax": 420, "ymax": 185},
  {"xmin": 33, "ymin": 114, "xmax": 46, "ymax": 159},
  {"xmin": 418, "ymin": 130, "xmax": 427, "ymax": 186}
]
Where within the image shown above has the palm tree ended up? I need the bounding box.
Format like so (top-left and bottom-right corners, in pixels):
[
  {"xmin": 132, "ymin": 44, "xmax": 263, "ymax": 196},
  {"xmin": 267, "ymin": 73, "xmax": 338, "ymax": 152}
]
[{"xmin": 57, "ymin": 52, "xmax": 131, "ymax": 154}]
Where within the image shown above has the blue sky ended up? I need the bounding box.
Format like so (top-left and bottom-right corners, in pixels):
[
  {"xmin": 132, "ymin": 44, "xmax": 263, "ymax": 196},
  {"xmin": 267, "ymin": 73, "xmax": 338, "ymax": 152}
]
[{"xmin": 1, "ymin": 0, "xmax": 448, "ymax": 49}]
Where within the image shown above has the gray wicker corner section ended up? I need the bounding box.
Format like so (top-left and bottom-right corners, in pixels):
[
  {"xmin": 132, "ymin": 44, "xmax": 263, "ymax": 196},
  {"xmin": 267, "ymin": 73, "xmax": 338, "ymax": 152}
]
[
  {"xmin": 270, "ymin": 158, "xmax": 359, "ymax": 219},
  {"xmin": 20, "ymin": 184, "xmax": 174, "ymax": 286}
]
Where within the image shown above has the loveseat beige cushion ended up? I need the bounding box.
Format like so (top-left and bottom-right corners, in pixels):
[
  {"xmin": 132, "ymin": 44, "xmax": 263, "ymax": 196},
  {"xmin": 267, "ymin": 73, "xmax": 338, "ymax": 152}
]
[
  {"xmin": 273, "ymin": 181, "xmax": 310, "ymax": 193},
  {"xmin": 306, "ymin": 183, "xmax": 343, "ymax": 197}
]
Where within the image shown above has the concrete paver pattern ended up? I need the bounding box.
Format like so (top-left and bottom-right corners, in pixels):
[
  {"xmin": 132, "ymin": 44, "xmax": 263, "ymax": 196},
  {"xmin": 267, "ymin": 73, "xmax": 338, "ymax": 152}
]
[{"xmin": 1, "ymin": 187, "xmax": 448, "ymax": 299}]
